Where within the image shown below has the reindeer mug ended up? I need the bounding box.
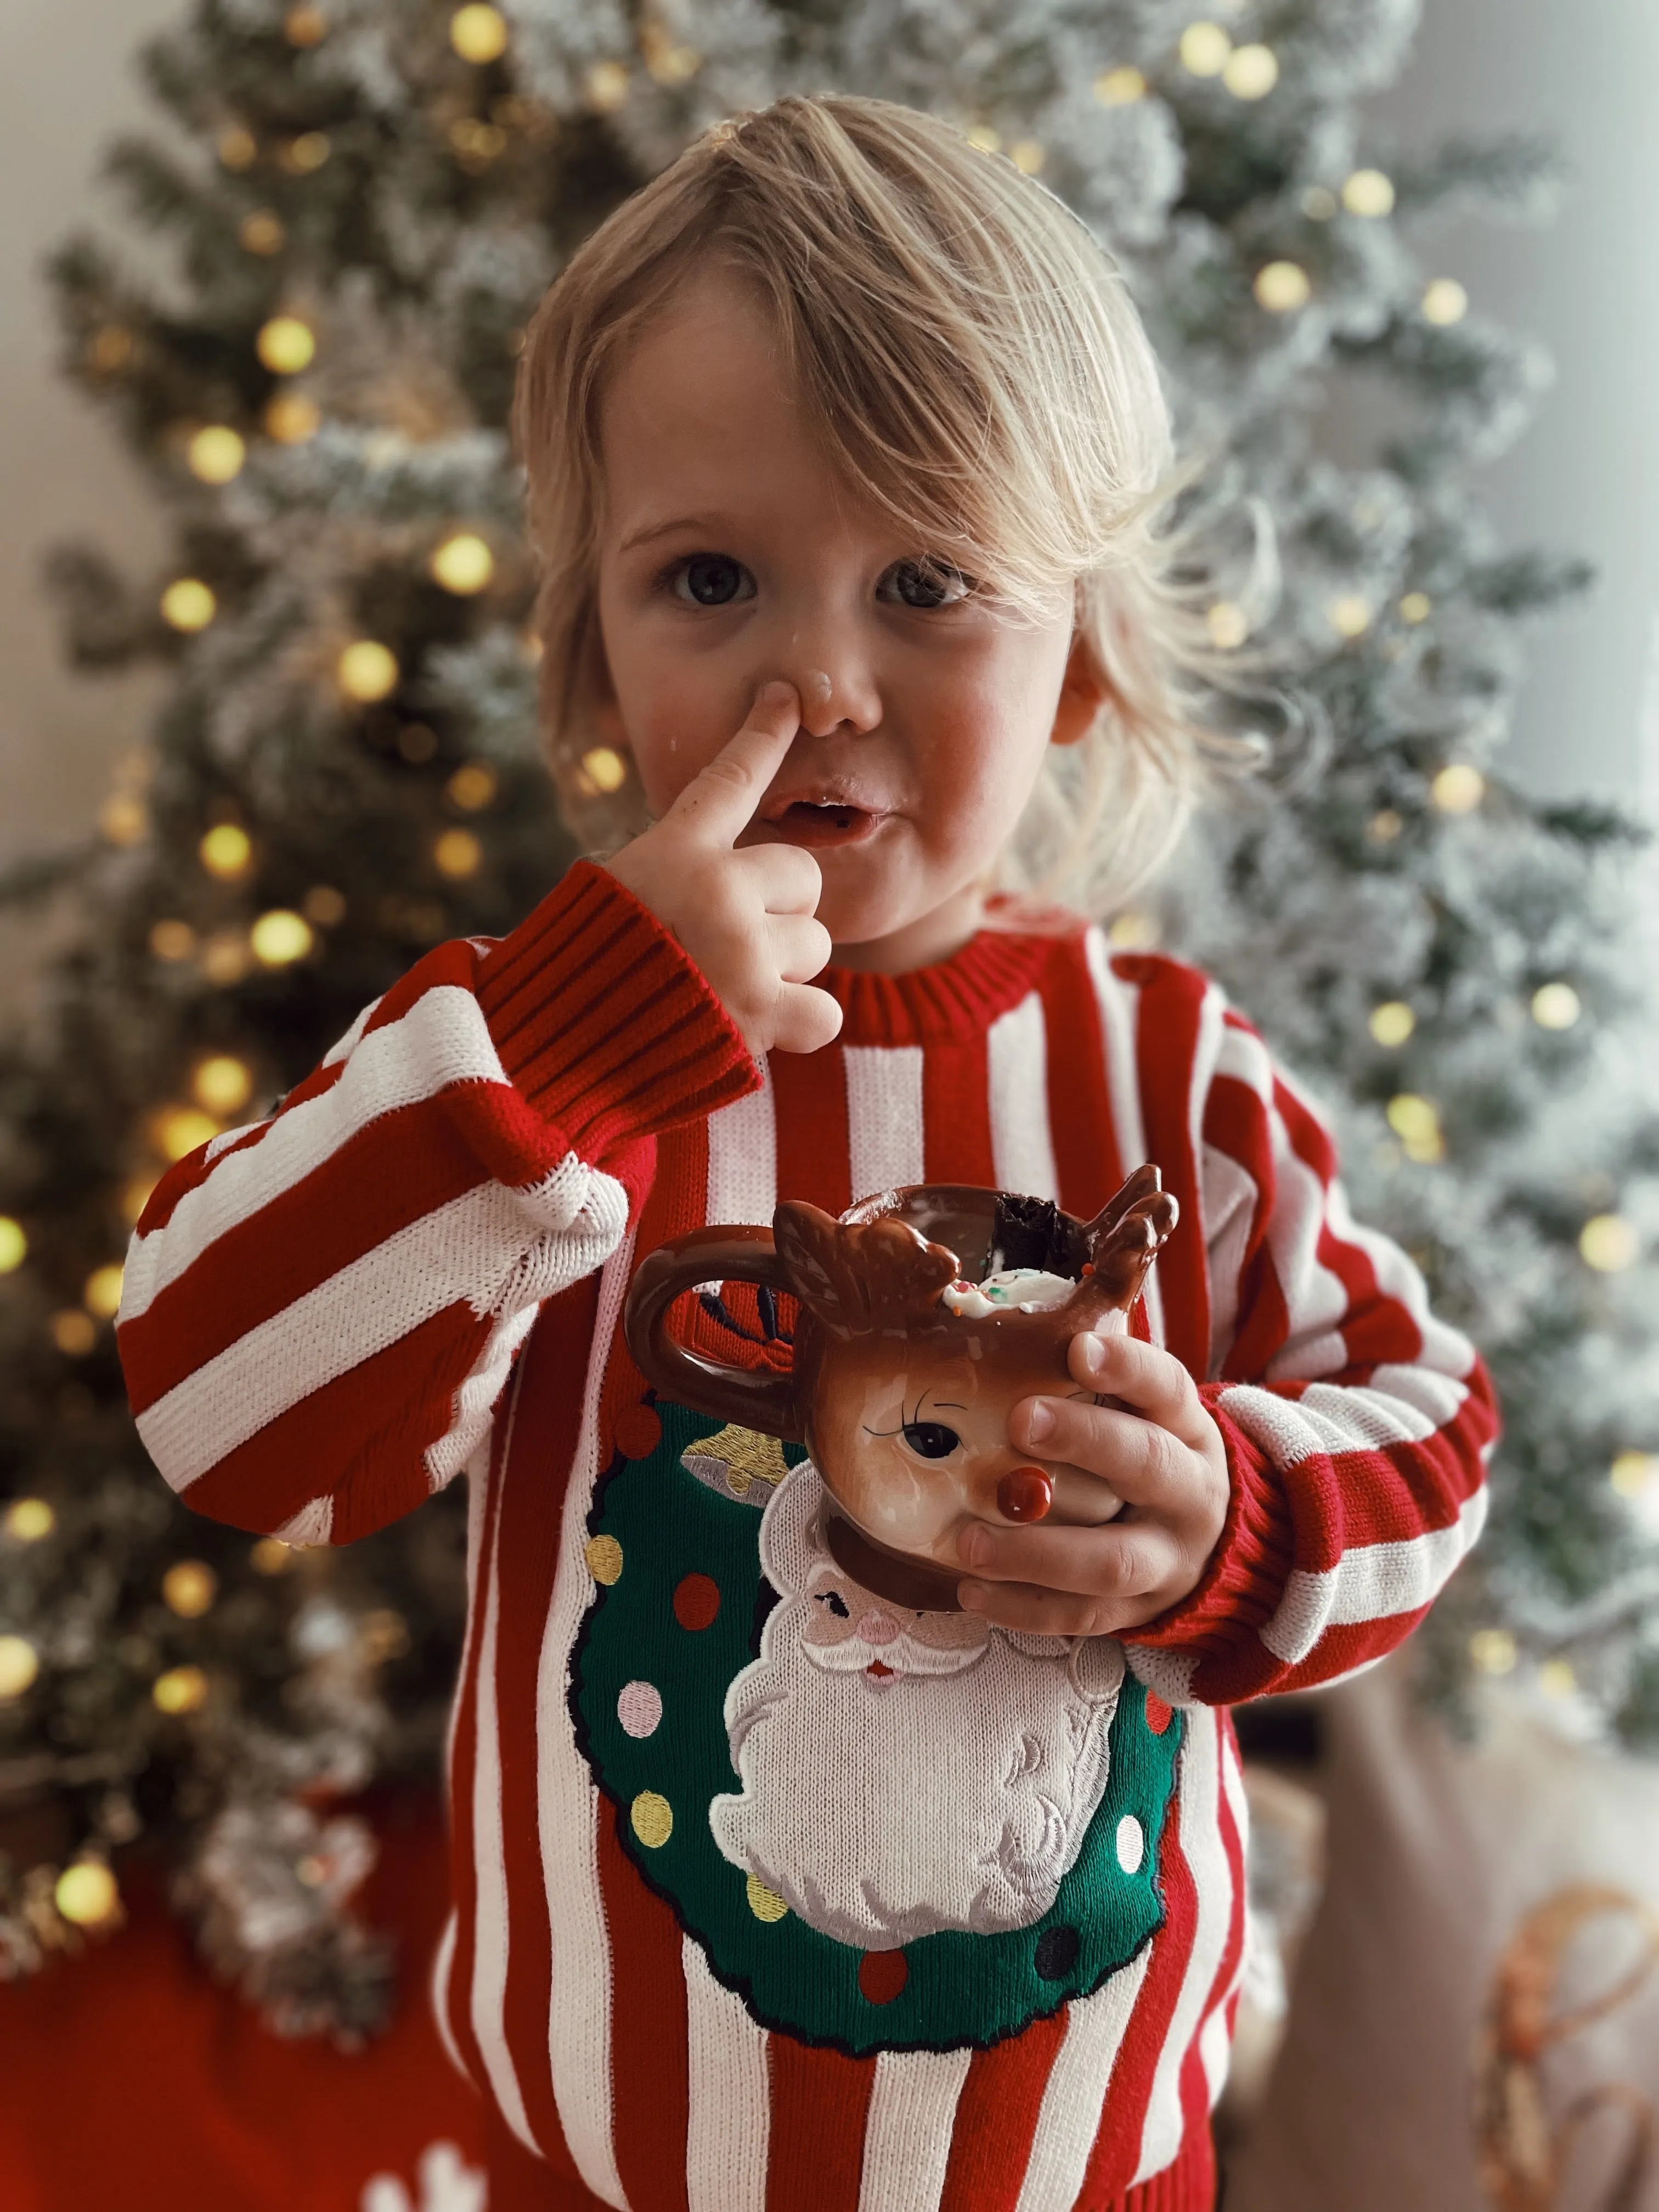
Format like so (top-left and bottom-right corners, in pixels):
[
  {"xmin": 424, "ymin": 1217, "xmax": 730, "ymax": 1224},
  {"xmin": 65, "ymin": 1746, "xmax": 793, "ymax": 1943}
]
[{"xmin": 623, "ymin": 1165, "xmax": 1178, "ymax": 1612}]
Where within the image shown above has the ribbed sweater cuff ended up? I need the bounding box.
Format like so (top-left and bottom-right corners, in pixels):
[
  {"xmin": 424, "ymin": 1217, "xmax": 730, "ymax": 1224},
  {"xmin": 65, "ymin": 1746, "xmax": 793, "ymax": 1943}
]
[
  {"xmin": 1130, "ymin": 1387, "xmax": 1296, "ymax": 1650},
  {"xmin": 475, "ymin": 860, "xmax": 760, "ymax": 1159}
]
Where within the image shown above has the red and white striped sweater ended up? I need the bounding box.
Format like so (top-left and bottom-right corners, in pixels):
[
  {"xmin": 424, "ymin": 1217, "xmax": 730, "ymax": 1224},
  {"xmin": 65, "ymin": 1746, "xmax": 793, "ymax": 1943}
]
[{"xmin": 119, "ymin": 861, "xmax": 1496, "ymax": 2212}]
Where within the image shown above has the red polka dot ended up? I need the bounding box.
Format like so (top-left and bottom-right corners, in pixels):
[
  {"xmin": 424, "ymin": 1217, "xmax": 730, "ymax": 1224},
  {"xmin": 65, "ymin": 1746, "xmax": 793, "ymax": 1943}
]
[
  {"xmin": 858, "ymin": 1950, "xmax": 909, "ymax": 2006},
  {"xmin": 1144, "ymin": 1693, "xmax": 1173, "ymax": 1735},
  {"xmin": 614, "ymin": 1403, "xmax": 662, "ymax": 1460},
  {"xmin": 672, "ymin": 1572, "xmax": 721, "ymax": 1632}
]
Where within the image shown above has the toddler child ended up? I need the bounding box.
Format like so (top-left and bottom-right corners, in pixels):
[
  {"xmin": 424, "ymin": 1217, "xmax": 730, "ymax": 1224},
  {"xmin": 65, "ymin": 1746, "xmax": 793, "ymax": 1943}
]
[{"xmin": 119, "ymin": 95, "xmax": 1496, "ymax": 2212}]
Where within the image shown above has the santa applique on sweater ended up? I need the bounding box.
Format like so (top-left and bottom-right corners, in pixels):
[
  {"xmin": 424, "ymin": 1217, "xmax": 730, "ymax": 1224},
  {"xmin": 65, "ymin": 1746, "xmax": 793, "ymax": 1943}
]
[{"xmin": 119, "ymin": 862, "xmax": 1497, "ymax": 2211}]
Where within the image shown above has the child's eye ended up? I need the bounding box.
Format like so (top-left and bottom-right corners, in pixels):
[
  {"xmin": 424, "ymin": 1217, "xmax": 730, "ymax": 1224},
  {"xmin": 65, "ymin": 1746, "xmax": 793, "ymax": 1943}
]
[
  {"xmin": 668, "ymin": 554, "xmax": 755, "ymax": 607},
  {"xmin": 877, "ymin": 558, "xmax": 973, "ymax": 610},
  {"xmin": 900, "ymin": 1421, "xmax": 961, "ymax": 1460}
]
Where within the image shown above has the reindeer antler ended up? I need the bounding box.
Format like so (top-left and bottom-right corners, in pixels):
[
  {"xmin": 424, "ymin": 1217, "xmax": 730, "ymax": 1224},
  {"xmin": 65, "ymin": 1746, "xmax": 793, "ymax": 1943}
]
[
  {"xmin": 1063, "ymin": 1165, "xmax": 1179, "ymax": 1328},
  {"xmin": 774, "ymin": 1201, "xmax": 960, "ymax": 1340}
]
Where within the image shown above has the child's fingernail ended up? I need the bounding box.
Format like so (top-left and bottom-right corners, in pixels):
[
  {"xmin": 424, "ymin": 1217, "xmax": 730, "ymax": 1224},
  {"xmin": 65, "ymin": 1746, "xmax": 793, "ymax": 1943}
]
[
  {"xmin": 1078, "ymin": 1334, "xmax": 1106, "ymax": 1374},
  {"xmin": 958, "ymin": 1524, "xmax": 990, "ymax": 1567},
  {"xmin": 1022, "ymin": 1398, "xmax": 1054, "ymax": 1443},
  {"xmin": 958, "ymin": 1581, "xmax": 987, "ymax": 1611}
]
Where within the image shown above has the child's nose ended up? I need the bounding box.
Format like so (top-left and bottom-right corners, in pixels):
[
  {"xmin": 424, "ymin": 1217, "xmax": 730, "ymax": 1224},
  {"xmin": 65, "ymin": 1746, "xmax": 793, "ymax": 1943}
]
[{"xmin": 766, "ymin": 629, "xmax": 882, "ymax": 737}]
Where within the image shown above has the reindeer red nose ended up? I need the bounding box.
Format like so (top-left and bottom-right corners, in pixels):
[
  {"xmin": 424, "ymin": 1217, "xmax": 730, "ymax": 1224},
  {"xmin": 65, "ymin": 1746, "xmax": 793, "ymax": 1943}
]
[{"xmin": 997, "ymin": 1466, "xmax": 1053, "ymax": 1523}]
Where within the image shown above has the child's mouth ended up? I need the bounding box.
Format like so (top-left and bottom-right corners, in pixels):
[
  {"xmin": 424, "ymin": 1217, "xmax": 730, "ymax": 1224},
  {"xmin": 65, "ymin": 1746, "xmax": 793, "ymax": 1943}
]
[{"xmin": 770, "ymin": 800, "xmax": 884, "ymax": 849}]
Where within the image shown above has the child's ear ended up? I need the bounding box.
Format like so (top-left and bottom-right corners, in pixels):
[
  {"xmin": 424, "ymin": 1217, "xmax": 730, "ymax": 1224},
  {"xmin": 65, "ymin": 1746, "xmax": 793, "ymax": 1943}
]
[{"xmin": 1050, "ymin": 631, "xmax": 1110, "ymax": 749}]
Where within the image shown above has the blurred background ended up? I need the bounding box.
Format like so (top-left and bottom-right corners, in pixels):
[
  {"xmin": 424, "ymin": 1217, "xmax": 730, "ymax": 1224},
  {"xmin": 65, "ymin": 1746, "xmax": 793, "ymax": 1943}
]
[{"xmin": 2, "ymin": 3, "xmax": 1658, "ymax": 2208}]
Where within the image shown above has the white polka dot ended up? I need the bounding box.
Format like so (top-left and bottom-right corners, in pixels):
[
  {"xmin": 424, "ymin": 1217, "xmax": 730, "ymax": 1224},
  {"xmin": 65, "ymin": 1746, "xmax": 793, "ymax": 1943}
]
[
  {"xmin": 617, "ymin": 1680, "xmax": 663, "ymax": 1739},
  {"xmin": 1115, "ymin": 1814, "xmax": 1144, "ymax": 1875}
]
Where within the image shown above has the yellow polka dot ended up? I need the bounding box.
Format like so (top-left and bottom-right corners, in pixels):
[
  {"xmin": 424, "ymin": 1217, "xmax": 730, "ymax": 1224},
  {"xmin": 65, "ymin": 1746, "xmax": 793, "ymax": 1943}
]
[
  {"xmin": 585, "ymin": 1535, "xmax": 623, "ymax": 1585},
  {"xmin": 631, "ymin": 1791, "xmax": 673, "ymax": 1848},
  {"xmin": 746, "ymin": 1874, "xmax": 788, "ymax": 1923}
]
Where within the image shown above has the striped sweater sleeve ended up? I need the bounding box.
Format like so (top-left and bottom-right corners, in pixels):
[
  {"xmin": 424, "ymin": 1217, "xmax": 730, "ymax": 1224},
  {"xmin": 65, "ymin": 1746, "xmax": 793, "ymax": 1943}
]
[
  {"xmin": 116, "ymin": 862, "xmax": 758, "ymax": 1546},
  {"xmin": 1125, "ymin": 997, "xmax": 1499, "ymax": 1707}
]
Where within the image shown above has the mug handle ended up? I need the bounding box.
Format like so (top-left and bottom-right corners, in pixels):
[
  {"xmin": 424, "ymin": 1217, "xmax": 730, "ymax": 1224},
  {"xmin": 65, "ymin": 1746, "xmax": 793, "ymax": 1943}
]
[{"xmin": 623, "ymin": 1224, "xmax": 805, "ymax": 1442}]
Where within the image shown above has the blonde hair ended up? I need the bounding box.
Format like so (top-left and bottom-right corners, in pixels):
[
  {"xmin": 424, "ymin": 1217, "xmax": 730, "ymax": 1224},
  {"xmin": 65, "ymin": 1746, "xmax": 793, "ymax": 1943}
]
[{"xmin": 513, "ymin": 94, "xmax": 1240, "ymax": 911}]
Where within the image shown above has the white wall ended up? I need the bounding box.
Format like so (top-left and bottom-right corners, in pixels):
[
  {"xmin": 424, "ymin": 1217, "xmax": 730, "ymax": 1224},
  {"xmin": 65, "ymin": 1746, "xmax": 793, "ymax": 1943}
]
[
  {"xmin": 0, "ymin": 0, "xmax": 174, "ymax": 867},
  {"xmin": 1374, "ymin": 0, "xmax": 1659, "ymax": 805}
]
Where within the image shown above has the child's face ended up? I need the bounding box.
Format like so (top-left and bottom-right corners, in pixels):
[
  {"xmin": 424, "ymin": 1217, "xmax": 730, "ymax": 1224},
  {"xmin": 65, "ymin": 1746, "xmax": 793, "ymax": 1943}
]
[{"xmin": 592, "ymin": 270, "xmax": 1090, "ymax": 961}]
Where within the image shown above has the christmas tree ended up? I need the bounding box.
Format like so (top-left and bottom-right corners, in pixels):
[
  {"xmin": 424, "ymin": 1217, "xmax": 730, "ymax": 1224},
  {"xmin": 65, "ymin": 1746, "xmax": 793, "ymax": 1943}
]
[{"xmin": 2, "ymin": 0, "xmax": 1655, "ymax": 2032}]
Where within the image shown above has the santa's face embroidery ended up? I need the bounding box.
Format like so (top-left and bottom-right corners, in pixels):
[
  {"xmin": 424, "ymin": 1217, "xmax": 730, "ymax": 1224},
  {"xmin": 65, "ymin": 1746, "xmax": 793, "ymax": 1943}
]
[{"xmin": 710, "ymin": 1460, "xmax": 1126, "ymax": 1950}]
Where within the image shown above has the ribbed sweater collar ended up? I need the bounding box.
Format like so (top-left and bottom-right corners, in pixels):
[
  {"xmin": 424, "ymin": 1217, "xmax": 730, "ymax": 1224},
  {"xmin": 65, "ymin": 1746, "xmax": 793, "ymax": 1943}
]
[{"xmin": 820, "ymin": 918, "xmax": 1076, "ymax": 1048}]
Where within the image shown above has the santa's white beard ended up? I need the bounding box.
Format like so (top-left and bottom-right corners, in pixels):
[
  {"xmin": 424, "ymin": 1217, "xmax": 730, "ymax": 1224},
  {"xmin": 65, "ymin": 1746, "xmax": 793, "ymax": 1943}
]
[{"xmin": 710, "ymin": 1616, "xmax": 1123, "ymax": 1949}]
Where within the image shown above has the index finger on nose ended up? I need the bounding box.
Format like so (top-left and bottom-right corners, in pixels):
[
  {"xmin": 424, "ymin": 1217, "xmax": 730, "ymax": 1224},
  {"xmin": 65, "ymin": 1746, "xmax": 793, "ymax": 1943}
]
[{"xmin": 665, "ymin": 682, "xmax": 801, "ymax": 847}]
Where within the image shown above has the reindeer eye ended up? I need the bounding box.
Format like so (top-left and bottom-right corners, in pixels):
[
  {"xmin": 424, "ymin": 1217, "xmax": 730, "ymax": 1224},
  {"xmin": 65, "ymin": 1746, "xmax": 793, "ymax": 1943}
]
[
  {"xmin": 814, "ymin": 1590, "xmax": 851, "ymax": 1618},
  {"xmin": 901, "ymin": 1421, "xmax": 960, "ymax": 1460}
]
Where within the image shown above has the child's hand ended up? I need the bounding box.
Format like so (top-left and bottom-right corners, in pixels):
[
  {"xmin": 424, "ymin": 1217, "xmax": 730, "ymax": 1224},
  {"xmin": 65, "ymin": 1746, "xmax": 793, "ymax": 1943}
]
[
  {"xmin": 605, "ymin": 682, "xmax": 843, "ymax": 1057},
  {"xmin": 955, "ymin": 1331, "xmax": 1229, "ymax": 1637}
]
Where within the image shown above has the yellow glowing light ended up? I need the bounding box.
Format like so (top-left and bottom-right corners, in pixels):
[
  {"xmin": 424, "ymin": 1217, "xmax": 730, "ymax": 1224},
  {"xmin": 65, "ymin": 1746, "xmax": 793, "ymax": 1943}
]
[
  {"xmin": 1470, "ymin": 1628, "xmax": 1516, "ymax": 1675},
  {"xmin": 304, "ymin": 884, "xmax": 347, "ymax": 926},
  {"xmin": 1611, "ymin": 1450, "xmax": 1658, "ymax": 1499},
  {"xmin": 337, "ymin": 640, "xmax": 399, "ymax": 702},
  {"xmin": 1179, "ymin": 21, "xmax": 1232, "ymax": 75},
  {"xmin": 251, "ymin": 1537, "xmax": 295, "ymax": 1575},
  {"xmin": 250, "ymin": 910, "xmax": 314, "ymax": 967},
  {"xmin": 0, "ymin": 1637, "xmax": 38, "ymax": 1699},
  {"xmin": 89, "ymin": 324, "xmax": 136, "ymax": 375},
  {"xmin": 264, "ymin": 392, "xmax": 320, "ymax": 443},
  {"xmin": 162, "ymin": 1561, "xmax": 218, "ymax": 1618},
  {"xmin": 188, "ymin": 426, "xmax": 246, "ymax": 486},
  {"xmin": 280, "ymin": 131, "xmax": 331, "ymax": 173},
  {"xmin": 1538, "ymin": 1658, "xmax": 1577, "ymax": 1700},
  {"xmin": 56, "ymin": 1863, "xmax": 120, "ymax": 1927},
  {"xmin": 1206, "ymin": 601, "xmax": 1249, "ymax": 650},
  {"xmin": 193, "ymin": 1056, "xmax": 254, "ymax": 1115},
  {"xmin": 1368, "ymin": 809, "xmax": 1403, "ymax": 845},
  {"xmin": 1328, "ymin": 595, "xmax": 1373, "ymax": 639},
  {"xmin": 52, "ymin": 1311, "xmax": 97, "ymax": 1356},
  {"xmin": 1223, "ymin": 43, "xmax": 1278, "ymax": 98},
  {"xmin": 0, "ymin": 1216, "xmax": 25, "ymax": 1273},
  {"xmin": 1579, "ymin": 1214, "xmax": 1638, "ymax": 1273},
  {"xmin": 1342, "ymin": 168, "xmax": 1396, "ymax": 218},
  {"xmin": 200, "ymin": 823, "xmax": 253, "ymax": 879},
  {"xmin": 1254, "ymin": 261, "xmax": 1311, "ymax": 313},
  {"xmin": 447, "ymin": 762, "xmax": 498, "ymax": 811},
  {"xmin": 1009, "ymin": 139, "xmax": 1046, "ymax": 175},
  {"xmin": 99, "ymin": 793, "xmax": 148, "ymax": 848},
  {"xmin": 449, "ymin": 117, "xmax": 507, "ymax": 166},
  {"xmin": 122, "ymin": 1175, "xmax": 158, "ymax": 1226},
  {"xmin": 151, "ymin": 1107, "xmax": 221, "ymax": 1163},
  {"xmin": 1400, "ymin": 591, "xmax": 1432, "ymax": 625},
  {"xmin": 586, "ymin": 60, "xmax": 631, "ymax": 111},
  {"xmin": 1423, "ymin": 278, "xmax": 1469, "ymax": 327},
  {"xmin": 434, "ymin": 828, "xmax": 482, "ymax": 881},
  {"xmin": 581, "ymin": 746, "xmax": 629, "ymax": 795},
  {"xmin": 256, "ymin": 315, "xmax": 317, "ymax": 375},
  {"xmin": 239, "ymin": 210, "xmax": 286, "ymax": 256},
  {"xmin": 1531, "ymin": 982, "xmax": 1581, "ymax": 1032},
  {"xmin": 83, "ymin": 1265, "xmax": 125, "ymax": 1320},
  {"xmin": 218, "ymin": 126, "xmax": 257, "ymax": 171},
  {"xmin": 1431, "ymin": 764, "xmax": 1485, "ymax": 815},
  {"xmin": 640, "ymin": 23, "xmax": 702, "ymax": 83},
  {"xmin": 966, "ymin": 125, "xmax": 1001, "ymax": 153},
  {"xmin": 5, "ymin": 1499, "xmax": 54, "ymax": 1542},
  {"xmin": 1094, "ymin": 66, "xmax": 1147, "ymax": 105},
  {"xmin": 430, "ymin": 533, "xmax": 495, "ymax": 594},
  {"xmin": 1107, "ymin": 910, "xmax": 1159, "ymax": 951},
  {"xmin": 200, "ymin": 933, "xmax": 250, "ymax": 986},
  {"xmin": 1369, "ymin": 1001, "xmax": 1415, "ymax": 1048},
  {"xmin": 451, "ymin": 3, "xmax": 509, "ymax": 61},
  {"xmin": 284, "ymin": 5, "xmax": 327, "ymax": 46},
  {"xmin": 1386, "ymin": 1093, "xmax": 1443, "ymax": 1163},
  {"xmin": 153, "ymin": 1664, "xmax": 209, "ymax": 1715},
  {"xmin": 161, "ymin": 579, "xmax": 217, "ymax": 633},
  {"xmin": 1301, "ymin": 185, "xmax": 1339, "ymax": 221}
]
